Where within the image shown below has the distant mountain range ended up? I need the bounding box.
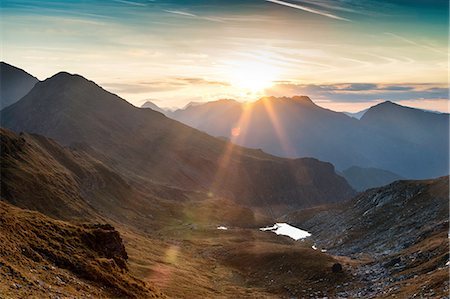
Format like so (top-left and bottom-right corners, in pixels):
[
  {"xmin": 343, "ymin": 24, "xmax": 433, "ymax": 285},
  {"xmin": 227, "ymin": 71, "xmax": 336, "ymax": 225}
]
[
  {"xmin": 0, "ymin": 70, "xmax": 354, "ymax": 215},
  {"xmin": 141, "ymin": 100, "xmax": 166, "ymax": 114},
  {"xmin": 0, "ymin": 62, "xmax": 38, "ymax": 109},
  {"xmin": 162, "ymin": 96, "xmax": 449, "ymax": 179}
]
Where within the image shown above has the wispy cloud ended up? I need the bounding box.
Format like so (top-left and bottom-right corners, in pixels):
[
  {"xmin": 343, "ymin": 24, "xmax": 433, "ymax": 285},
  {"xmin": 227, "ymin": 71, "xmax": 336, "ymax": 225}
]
[
  {"xmin": 163, "ymin": 9, "xmax": 225, "ymax": 22},
  {"xmin": 113, "ymin": 0, "xmax": 147, "ymax": 6},
  {"xmin": 103, "ymin": 77, "xmax": 229, "ymax": 94},
  {"xmin": 164, "ymin": 10, "xmax": 197, "ymax": 17},
  {"xmin": 385, "ymin": 32, "xmax": 447, "ymax": 55},
  {"xmin": 266, "ymin": 82, "xmax": 449, "ymax": 103},
  {"xmin": 265, "ymin": 0, "xmax": 351, "ymax": 21},
  {"xmin": 174, "ymin": 77, "xmax": 230, "ymax": 86}
]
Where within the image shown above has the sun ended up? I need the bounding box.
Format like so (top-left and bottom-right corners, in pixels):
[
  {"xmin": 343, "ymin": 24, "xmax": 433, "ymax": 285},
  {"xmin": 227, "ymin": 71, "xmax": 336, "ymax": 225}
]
[{"xmin": 227, "ymin": 61, "xmax": 279, "ymax": 93}]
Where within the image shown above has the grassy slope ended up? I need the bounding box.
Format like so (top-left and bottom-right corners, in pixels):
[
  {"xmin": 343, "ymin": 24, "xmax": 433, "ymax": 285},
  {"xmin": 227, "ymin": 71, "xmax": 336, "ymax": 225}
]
[
  {"xmin": 0, "ymin": 200, "xmax": 165, "ymax": 298},
  {"xmin": 2, "ymin": 128, "xmax": 357, "ymax": 298}
]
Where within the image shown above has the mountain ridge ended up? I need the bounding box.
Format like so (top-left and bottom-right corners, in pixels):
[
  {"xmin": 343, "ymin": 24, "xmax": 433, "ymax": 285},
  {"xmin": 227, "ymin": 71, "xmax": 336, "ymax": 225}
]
[
  {"xmin": 1, "ymin": 72, "xmax": 355, "ymax": 214},
  {"xmin": 0, "ymin": 62, "xmax": 39, "ymax": 109},
  {"xmin": 166, "ymin": 96, "xmax": 449, "ymax": 179}
]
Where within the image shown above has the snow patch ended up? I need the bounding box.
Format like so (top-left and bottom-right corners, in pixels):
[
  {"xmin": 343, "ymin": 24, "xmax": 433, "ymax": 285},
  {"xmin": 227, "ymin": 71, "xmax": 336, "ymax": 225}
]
[
  {"xmin": 260, "ymin": 223, "xmax": 311, "ymax": 241},
  {"xmin": 217, "ymin": 226, "xmax": 228, "ymax": 230}
]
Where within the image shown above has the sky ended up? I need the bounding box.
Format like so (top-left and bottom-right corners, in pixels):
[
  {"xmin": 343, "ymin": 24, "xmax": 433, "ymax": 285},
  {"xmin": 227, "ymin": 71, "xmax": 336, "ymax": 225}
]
[{"xmin": 1, "ymin": 0, "xmax": 449, "ymax": 112}]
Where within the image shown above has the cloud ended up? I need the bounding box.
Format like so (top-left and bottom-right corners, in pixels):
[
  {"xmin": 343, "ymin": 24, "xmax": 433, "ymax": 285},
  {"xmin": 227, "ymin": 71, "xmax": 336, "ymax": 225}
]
[
  {"xmin": 265, "ymin": 83, "xmax": 449, "ymax": 103},
  {"xmin": 174, "ymin": 77, "xmax": 230, "ymax": 86},
  {"xmin": 163, "ymin": 9, "xmax": 225, "ymax": 22},
  {"xmin": 384, "ymin": 32, "xmax": 447, "ymax": 55},
  {"xmin": 265, "ymin": 0, "xmax": 351, "ymax": 21},
  {"xmin": 102, "ymin": 82, "xmax": 184, "ymax": 94},
  {"xmin": 164, "ymin": 10, "xmax": 197, "ymax": 17},
  {"xmin": 113, "ymin": 0, "xmax": 148, "ymax": 7},
  {"xmin": 103, "ymin": 77, "xmax": 230, "ymax": 94}
]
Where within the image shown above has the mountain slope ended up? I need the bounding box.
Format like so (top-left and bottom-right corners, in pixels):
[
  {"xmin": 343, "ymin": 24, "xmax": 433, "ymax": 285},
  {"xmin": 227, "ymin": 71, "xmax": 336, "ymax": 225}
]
[
  {"xmin": 342, "ymin": 166, "xmax": 403, "ymax": 191},
  {"xmin": 167, "ymin": 97, "xmax": 449, "ymax": 179},
  {"xmin": 0, "ymin": 200, "xmax": 165, "ymax": 298},
  {"xmin": 0, "ymin": 62, "xmax": 39, "ymax": 109},
  {"xmin": 0, "ymin": 72, "xmax": 354, "ymax": 213},
  {"xmin": 283, "ymin": 176, "xmax": 449, "ymax": 297},
  {"xmin": 0, "ymin": 128, "xmax": 175, "ymax": 229}
]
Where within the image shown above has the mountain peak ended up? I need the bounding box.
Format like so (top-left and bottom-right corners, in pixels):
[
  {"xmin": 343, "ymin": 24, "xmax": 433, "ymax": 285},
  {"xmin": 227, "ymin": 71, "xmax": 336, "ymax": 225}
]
[
  {"xmin": 257, "ymin": 95, "xmax": 315, "ymax": 106},
  {"xmin": 0, "ymin": 62, "xmax": 39, "ymax": 109},
  {"xmin": 48, "ymin": 71, "xmax": 91, "ymax": 84},
  {"xmin": 291, "ymin": 95, "xmax": 315, "ymax": 105},
  {"xmin": 375, "ymin": 100, "xmax": 400, "ymax": 108}
]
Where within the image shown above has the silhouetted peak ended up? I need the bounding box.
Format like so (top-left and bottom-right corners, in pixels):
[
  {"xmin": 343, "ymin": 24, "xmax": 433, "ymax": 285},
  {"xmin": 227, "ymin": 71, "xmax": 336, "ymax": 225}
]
[
  {"xmin": 291, "ymin": 95, "xmax": 314, "ymax": 105},
  {"xmin": 0, "ymin": 61, "xmax": 38, "ymax": 79},
  {"xmin": 36, "ymin": 72, "xmax": 102, "ymax": 93},
  {"xmin": 375, "ymin": 100, "xmax": 400, "ymax": 108},
  {"xmin": 257, "ymin": 95, "xmax": 316, "ymax": 107},
  {"xmin": 49, "ymin": 71, "xmax": 89, "ymax": 83},
  {"xmin": 141, "ymin": 100, "xmax": 159, "ymax": 108}
]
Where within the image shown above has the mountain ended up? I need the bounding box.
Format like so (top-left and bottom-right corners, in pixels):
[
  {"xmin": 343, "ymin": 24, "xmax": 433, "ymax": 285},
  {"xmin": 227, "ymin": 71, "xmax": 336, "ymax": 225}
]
[
  {"xmin": 0, "ymin": 127, "xmax": 346, "ymax": 298},
  {"xmin": 0, "ymin": 72, "xmax": 354, "ymax": 214},
  {"xmin": 343, "ymin": 108, "xmax": 368, "ymax": 119},
  {"xmin": 141, "ymin": 100, "xmax": 166, "ymax": 114},
  {"xmin": 167, "ymin": 96, "xmax": 449, "ymax": 179},
  {"xmin": 342, "ymin": 166, "xmax": 403, "ymax": 191},
  {"xmin": 0, "ymin": 128, "xmax": 172, "ymax": 228},
  {"xmin": 0, "ymin": 200, "xmax": 164, "ymax": 298},
  {"xmin": 283, "ymin": 176, "xmax": 449, "ymax": 298},
  {"xmin": 0, "ymin": 62, "xmax": 39, "ymax": 109},
  {"xmin": 169, "ymin": 99, "xmax": 243, "ymax": 135}
]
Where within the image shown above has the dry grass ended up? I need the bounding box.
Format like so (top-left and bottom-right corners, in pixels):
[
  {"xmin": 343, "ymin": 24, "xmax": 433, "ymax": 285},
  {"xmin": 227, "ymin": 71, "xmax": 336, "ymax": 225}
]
[{"xmin": 0, "ymin": 201, "xmax": 165, "ymax": 298}]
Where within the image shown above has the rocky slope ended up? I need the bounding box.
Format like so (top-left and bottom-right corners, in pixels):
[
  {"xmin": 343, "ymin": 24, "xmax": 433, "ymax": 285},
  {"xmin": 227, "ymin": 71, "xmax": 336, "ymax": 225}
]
[
  {"xmin": 283, "ymin": 176, "xmax": 449, "ymax": 297},
  {"xmin": 0, "ymin": 72, "xmax": 354, "ymax": 213},
  {"xmin": 0, "ymin": 62, "xmax": 38, "ymax": 109},
  {"xmin": 0, "ymin": 200, "xmax": 165, "ymax": 298}
]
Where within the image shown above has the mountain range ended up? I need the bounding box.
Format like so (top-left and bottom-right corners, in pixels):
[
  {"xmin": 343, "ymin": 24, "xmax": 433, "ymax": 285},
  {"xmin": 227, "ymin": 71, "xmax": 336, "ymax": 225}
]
[
  {"xmin": 163, "ymin": 97, "xmax": 449, "ymax": 180},
  {"xmin": 0, "ymin": 62, "xmax": 448, "ymax": 298},
  {"xmin": 0, "ymin": 71, "xmax": 354, "ymax": 215}
]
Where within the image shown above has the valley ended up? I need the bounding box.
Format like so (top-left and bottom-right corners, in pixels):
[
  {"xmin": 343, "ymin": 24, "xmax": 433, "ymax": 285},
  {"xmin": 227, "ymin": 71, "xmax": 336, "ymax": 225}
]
[{"xmin": 0, "ymin": 64, "xmax": 448, "ymax": 298}]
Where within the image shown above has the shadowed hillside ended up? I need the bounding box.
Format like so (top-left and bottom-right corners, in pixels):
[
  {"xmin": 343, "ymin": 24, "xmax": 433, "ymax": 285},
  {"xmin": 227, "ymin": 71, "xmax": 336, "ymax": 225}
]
[
  {"xmin": 0, "ymin": 62, "xmax": 38, "ymax": 109},
  {"xmin": 167, "ymin": 96, "xmax": 449, "ymax": 179},
  {"xmin": 0, "ymin": 73, "xmax": 354, "ymax": 213},
  {"xmin": 0, "ymin": 128, "xmax": 170, "ymax": 228}
]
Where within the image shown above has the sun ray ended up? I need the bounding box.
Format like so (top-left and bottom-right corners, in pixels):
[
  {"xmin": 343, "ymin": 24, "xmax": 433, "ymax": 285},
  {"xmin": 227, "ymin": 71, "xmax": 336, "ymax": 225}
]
[
  {"xmin": 208, "ymin": 103, "xmax": 255, "ymax": 197},
  {"xmin": 260, "ymin": 97, "xmax": 297, "ymax": 157}
]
